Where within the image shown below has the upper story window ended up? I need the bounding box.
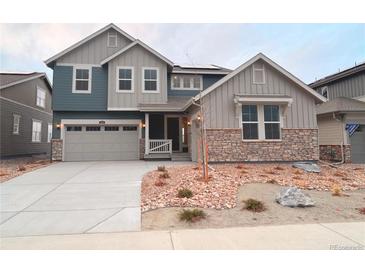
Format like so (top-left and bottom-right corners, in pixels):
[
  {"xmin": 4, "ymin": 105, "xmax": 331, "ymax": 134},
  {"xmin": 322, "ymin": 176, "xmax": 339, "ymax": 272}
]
[
  {"xmin": 143, "ymin": 67, "xmax": 159, "ymax": 93},
  {"xmin": 242, "ymin": 104, "xmax": 281, "ymax": 141},
  {"xmin": 107, "ymin": 31, "xmax": 117, "ymax": 47},
  {"xmin": 13, "ymin": 114, "xmax": 21, "ymax": 135},
  {"xmin": 32, "ymin": 119, "xmax": 42, "ymax": 142},
  {"xmin": 171, "ymin": 74, "xmax": 202, "ymax": 90},
  {"xmin": 36, "ymin": 87, "xmax": 46, "ymax": 108},
  {"xmin": 321, "ymin": 86, "xmax": 328, "ymax": 99},
  {"xmin": 117, "ymin": 67, "xmax": 134, "ymax": 93},
  {"xmin": 252, "ymin": 63, "xmax": 266, "ymax": 84},
  {"xmin": 73, "ymin": 66, "xmax": 91, "ymax": 94}
]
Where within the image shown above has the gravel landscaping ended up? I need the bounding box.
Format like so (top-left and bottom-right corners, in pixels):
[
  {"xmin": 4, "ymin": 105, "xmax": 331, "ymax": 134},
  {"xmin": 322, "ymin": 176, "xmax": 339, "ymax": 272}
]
[{"xmin": 0, "ymin": 156, "xmax": 52, "ymax": 183}]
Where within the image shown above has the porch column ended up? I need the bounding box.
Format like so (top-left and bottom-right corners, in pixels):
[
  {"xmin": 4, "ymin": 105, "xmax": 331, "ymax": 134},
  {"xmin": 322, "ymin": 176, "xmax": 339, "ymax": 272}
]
[{"xmin": 145, "ymin": 113, "xmax": 149, "ymax": 155}]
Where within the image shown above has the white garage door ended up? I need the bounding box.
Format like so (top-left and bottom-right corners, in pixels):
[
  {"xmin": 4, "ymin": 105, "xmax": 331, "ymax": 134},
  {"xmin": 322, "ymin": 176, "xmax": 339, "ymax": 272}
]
[
  {"xmin": 64, "ymin": 125, "xmax": 139, "ymax": 161},
  {"xmin": 350, "ymin": 125, "xmax": 365, "ymax": 164}
]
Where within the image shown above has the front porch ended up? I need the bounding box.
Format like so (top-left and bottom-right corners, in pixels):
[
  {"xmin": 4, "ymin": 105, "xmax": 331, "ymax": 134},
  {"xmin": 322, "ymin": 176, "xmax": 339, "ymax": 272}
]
[{"xmin": 143, "ymin": 113, "xmax": 192, "ymax": 161}]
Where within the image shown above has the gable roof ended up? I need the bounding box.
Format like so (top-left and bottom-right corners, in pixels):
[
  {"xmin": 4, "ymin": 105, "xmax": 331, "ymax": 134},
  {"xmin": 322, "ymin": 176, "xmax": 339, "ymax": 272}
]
[
  {"xmin": 193, "ymin": 53, "xmax": 327, "ymax": 103},
  {"xmin": 0, "ymin": 72, "xmax": 52, "ymax": 91},
  {"xmin": 317, "ymin": 97, "xmax": 365, "ymax": 115},
  {"xmin": 172, "ymin": 64, "xmax": 232, "ymax": 75},
  {"xmin": 45, "ymin": 23, "xmax": 136, "ymax": 67},
  {"xmin": 100, "ymin": 39, "xmax": 173, "ymax": 66}
]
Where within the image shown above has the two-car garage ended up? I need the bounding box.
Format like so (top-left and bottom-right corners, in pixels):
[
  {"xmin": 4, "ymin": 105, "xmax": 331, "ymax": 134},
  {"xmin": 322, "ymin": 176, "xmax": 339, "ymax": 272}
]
[{"xmin": 63, "ymin": 122, "xmax": 140, "ymax": 161}]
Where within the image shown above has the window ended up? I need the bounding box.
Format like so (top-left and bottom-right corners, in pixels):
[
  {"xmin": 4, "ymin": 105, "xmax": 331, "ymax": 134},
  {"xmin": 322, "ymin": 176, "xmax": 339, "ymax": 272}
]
[
  {"xmin": 73, "ymin": 66, "xmax": 91, "ymax": 93},
  {"xmin": 107, "ymin": 31, "xmax": 117, "ymax": 47},
  {"xmin": 253, "ymin": 63, "xmax": 265, "ymax": 84},
  {"xmin": 105, "ymin": 126, "xmax": 119, "ymax": 131},
  {"xmin": 66, "ymin": 126, "xmax": 82, "ymax": 131},
  {"xmin": 242, "ymin": 105, "xmax": 259, "ymax": 140},
  {"xmin": 123, "ymin": 126, "xmax": 137, "ymax": 131},
  {"xmin": 171, "ymin": 74, "xmax": 202, "ymax": 90},
  {"xmin": 36, "ymin": 87, "xmax": 46, "ymax": 108},
  {"xmin": 13, "ymin": 114, "xmax": 20, "ymax": 135},
  {"xmin": 32, "ymin": 120, "xmax": 42, "ymax": 142},
  {"xmin": 264, "ymin": 105, "xmax": 280, "ymax": 140},
  {"xmin": 241, "ymin": 104, "xmax": 281, "ymax": 141},
  {"xmin": 143, "ymin": 68, "xmax": 159, "ymax": 93},
  {"xmin": 321, "ymin": 86, "xmax": 328, "ymax": 99},
  {"xmin": 47, "ymin": 123, "xmax": 52, "ymax": 142},
  {"xmin": 86, "ymin": 126, "xmax": 101, "ymax": 131},
  {"xmin": 117, "ymin": 67, "xmax": 133, "ymax": 92}
]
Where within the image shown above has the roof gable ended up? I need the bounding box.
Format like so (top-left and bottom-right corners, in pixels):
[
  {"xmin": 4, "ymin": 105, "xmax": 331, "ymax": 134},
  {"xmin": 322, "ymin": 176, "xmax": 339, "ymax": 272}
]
[
  {"xmin": 194, "ymin": 53, "xmax": 327, "ymax": 103},
  {"xmin": 45, "ymin": 23, "xmax": 135, "ymax": 67},
  {"xmin": 0, "ymin": 72, "xmax": 52, "ymax": 91},
  {"xmin": 100, "ymin": 39, "xmax": 173, "ymax": 66}
]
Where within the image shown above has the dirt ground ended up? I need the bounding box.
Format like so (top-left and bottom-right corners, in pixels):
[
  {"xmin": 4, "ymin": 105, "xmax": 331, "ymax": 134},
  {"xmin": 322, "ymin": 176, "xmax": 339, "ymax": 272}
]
[
  {"xmin": 142, "ymin": 183, "xmax": 365, "ymax": 231},
  {"xmin": 0, "ymin": 156, "xmax": 52, "ymax": 183}
]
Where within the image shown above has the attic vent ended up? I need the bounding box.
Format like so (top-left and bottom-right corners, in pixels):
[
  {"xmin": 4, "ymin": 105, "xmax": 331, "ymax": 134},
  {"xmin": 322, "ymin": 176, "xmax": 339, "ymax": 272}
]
[{"xmin": 107, "ymin": 31, "xmax": 117, "ymax": 47}]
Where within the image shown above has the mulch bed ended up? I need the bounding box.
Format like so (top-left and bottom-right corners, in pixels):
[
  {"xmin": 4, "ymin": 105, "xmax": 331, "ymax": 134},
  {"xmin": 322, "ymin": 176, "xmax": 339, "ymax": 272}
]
[{"xmin": 141, "ymin": 163, "xmax": 365, "ymax": 212}]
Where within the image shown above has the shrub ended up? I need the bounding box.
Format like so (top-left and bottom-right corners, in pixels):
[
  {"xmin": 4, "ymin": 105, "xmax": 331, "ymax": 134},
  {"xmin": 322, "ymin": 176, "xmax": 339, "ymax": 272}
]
[
  {"xmin": 177, "ymin": 188, "xmax": 193, "ymax": 198},
  {"xmin": 154, "ymin": 179, "xmax": 166, "ymax": 187},
  {"xmin": 159, "ymin": 171, "xmax": 170, "ymax": 179},
  {"xmin": 332, "ymin": 184, "xmax": 342, "ymax": 196},
  {"xmin": 358, "ymin": 207, "xmax": 365, "ymax": 215},
  {"xmin": 157, "ymin": 165, "xmax": 166, "ymax": 172},
  {"xmin": 179, "ymin": 209, "xmax": 206, "ymax": 222},
  {"xmin": 242, "ymin": 199, "xmax": 266, "ymax": 212},
  {"xmin": 17, "ymin": 165, "xmax": 26, "ymax": 172}
]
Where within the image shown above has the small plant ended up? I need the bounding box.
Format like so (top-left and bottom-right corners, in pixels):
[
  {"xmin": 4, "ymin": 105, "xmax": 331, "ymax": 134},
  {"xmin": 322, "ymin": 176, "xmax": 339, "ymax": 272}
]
[
  {"xmin": 157, "ymin": 165, "xmax": 166, "ymax": 172},
  {"xmin": 159, "ymin": 171, "xmax": 170, "ymax": 179},
  {"xmin": 357, "ymin": 207, "xmax": 365, "ymax": 215},
  {"xmin": 177, "ymin": 188, "xmax": 193, "ymax": 198},
  {"xmin": 274, "ymin": 166, "xmax": 285, "ymax": 171},
  {"xmin": 154, "ymin": 179, "xmax": 166, "ymax": 187},
  {"xmin": 242, "ymin": 199, "xmax": 266, "ymax": 212},
  {"xmin": 266, "ymin": 179, "xmax": 278, "ymax": 184},
  {"xmin": 332, "ymin": 184, "xmax": 342, "ymax": 196},
  {"xmin": 17, "ymin": 165, "xmax": 26, "ymax": 172},
  {"xmin": 179, "ymin": 209, "xmax": 206, "ymax": 222},
  {"xmin": 241, "ymin": 169, "xmax": 248, "ymax": 174}
]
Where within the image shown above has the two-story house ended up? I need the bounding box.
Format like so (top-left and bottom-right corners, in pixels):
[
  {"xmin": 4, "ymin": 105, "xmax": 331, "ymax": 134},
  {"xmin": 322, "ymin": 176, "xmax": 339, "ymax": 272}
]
[
  {"xmin": 310, "ymin": 63, "xmax": 365, "ymax": 163},
  {"xmin": 46, "ymin": 23, "xmax": 326, "ymax": 162},
  {"xmin": 0, "ymin": 72, "xmax": 53, "ymax": 158}
]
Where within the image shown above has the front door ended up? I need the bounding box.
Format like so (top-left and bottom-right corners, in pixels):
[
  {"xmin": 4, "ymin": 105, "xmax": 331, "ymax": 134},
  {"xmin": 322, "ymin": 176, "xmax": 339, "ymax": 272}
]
[{"xmin": 167, "ymin": 117, "xmax": 180, "ymax": 151}]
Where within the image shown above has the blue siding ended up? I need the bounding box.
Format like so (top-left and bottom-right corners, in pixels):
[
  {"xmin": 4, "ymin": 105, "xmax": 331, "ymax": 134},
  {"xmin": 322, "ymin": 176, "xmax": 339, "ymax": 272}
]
[
  {"xmin": 52, "ymin": 111, "xmax": 144, "ymax": 138},
  {"xmin": 167, "ymin": 73, "xmax": 225, "ymax": 97},
  {"xmin": 53, "ymin": 66, "xmax": 108, "ymax": 111}
]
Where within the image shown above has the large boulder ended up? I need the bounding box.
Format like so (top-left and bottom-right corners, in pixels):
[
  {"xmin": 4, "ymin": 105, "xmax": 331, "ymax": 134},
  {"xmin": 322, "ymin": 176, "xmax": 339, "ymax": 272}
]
[{"xmin": 276, "ymin": 187, "xmax": 315, "ymax": 207}]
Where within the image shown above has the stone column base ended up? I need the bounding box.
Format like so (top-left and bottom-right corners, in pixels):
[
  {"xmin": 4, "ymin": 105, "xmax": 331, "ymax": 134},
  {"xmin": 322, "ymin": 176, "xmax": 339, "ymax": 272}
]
[
  {"xmin": 319, "ymin": 145, "xmax": 351, "ymax": 163},
  {"xmin": 51, "ymin": 139, "xmax": 63, "ymax": 161}
]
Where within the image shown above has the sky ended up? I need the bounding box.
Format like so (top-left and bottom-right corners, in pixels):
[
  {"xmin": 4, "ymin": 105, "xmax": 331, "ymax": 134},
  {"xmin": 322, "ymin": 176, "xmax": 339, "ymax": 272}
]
[{"xmin": 0, "ymin": 23, "xmax": 364, "ymax": 84}]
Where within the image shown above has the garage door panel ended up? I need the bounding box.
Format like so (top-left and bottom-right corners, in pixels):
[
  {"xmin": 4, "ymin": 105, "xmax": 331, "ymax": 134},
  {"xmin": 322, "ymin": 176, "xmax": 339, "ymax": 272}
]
[{"xmin": 350, "ymin": 125, "xmax": 365, "ymax": 164}]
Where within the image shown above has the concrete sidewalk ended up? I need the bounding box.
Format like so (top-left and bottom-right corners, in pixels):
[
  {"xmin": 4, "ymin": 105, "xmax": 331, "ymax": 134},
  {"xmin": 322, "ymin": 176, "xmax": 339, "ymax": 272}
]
[{"xmin": 1, "ymin": 222, "xmax": 364, "ymax": 250}]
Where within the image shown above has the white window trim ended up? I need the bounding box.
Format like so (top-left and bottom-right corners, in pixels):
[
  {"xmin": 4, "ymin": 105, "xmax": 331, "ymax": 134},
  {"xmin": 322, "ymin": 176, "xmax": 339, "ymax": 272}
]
[
  {"xmin": 241, "ymin": 104, "xmax": 281, "ymax": 141},
  {"xmin": 252, "ymin": 63, "xmax": 266, "ymax": 84},
  {"xmin": 116, "ymin": 66, "xmax": 134, "ymax": 93},
  {"xmin": 13, "ymin": 114, "xmax": 21, "ymax": 135},
  {"xmin": 321, "ymin": 86, "xmax": 328, "ymax": 99},
  {"xmin": 107, "ymin": 31, "xmax": 118, "ymax": 48},
  {"xmin": 170, "ymin": 74, "xmax": 203, "ymax": 90},
  {"xmin": 72, "ymin": 65, "xmax": 92, "ymax": 94},
  {"xmin": 47, "ymin": 123, "xmax": 52, "ymax": 143},
  {"xmin": 36, "ymin": 86, "xmax": 46, "ymax": 108},
  {"xmin": 142, "ymin": 67, "xmax": 160, "ymax": 93},
  {"xmin": 32, "ymin": 119, "xmax": 42, "ymax": 143}
]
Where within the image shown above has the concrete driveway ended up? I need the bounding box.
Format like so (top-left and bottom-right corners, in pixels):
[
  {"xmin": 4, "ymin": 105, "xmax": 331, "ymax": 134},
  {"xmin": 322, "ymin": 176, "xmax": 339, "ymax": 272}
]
[{"xmin": 0, "ymin": 161, "xmax": 184, "ymax": 237}]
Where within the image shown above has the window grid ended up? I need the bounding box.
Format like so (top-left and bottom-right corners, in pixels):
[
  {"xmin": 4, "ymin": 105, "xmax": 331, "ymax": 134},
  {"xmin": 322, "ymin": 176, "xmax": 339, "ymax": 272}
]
[
  {"xmin": 47, "ymin": 123, "xmax": 52, "ymax": 142},
  {"xmin": 117, "ymin": 67, "xmax": 133, "ymax": 92},
  {"xmin": 32, "ymin": 120, "xmax": 42, "ymax": 142},
  {"xmin": 143, "ymin": 68, "xmax": 159, "ymax": 93},
  {"xmin": 36, "ymin": 88, "xmax": 46, "ymax": 108},
  {"xmin": 73, "ymin": 67, "xmax": 91, "ymax": 93},
  {"xmin": 171, "ymin": 74, "xmax": 202, "ymax": 90},
  {"xmin": 13, "ymin": 114, "xmax": 20, "ymax": 135}
]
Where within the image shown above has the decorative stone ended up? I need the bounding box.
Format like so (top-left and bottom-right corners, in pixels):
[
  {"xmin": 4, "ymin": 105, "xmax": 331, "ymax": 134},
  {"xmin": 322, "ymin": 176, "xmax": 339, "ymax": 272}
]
[{"xmin": 276, "ymin": 187, "xmax": 315, "ymax": 207}]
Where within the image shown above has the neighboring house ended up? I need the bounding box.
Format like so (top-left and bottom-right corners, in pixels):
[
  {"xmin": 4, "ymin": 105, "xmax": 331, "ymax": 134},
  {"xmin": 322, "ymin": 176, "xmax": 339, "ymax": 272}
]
[
  {"xmin": 46, "ymin": 23, "xmax": 326, "ymax": 162},
  {"xmin": 310, "ymin": 63, "xmax": 365, "ymax": 163},
  {"xmin": 0, "ymin": 72, "xmax": 53, "ymax": 158}
]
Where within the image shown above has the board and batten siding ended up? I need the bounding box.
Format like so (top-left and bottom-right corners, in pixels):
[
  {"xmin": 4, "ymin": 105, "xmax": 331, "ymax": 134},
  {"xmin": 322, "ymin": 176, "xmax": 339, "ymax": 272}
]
[
  {"xmin": 317, "ymin": 115, "xmax": 345, "ymax": 145},
  {"xmin": 107, "ymin": 45, "xmax": 168, "ymax": 109},
  {"xmin": 56, "ymin": 30, "xmax": 133, "ymax": 65},
  {"xmin": 202, "ymin": 60, "xmax": 318, "ymax": 129}
]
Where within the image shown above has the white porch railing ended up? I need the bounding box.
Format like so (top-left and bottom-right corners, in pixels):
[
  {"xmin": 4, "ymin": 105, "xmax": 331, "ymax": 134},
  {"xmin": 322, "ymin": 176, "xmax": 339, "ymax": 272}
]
[{"xmin": 149, "ymin": 139, "xmax": 172, "ymax": 154}]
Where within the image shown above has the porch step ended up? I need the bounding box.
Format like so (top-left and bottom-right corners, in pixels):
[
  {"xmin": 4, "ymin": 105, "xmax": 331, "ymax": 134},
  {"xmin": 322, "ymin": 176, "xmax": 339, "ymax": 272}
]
[
  {"xmin": 144, "ymin": 153, "xmax": 171, "ymax": 160},
  {"xmin": 171, "ymin": 153, "xmax": 191, "ymax": 161}
]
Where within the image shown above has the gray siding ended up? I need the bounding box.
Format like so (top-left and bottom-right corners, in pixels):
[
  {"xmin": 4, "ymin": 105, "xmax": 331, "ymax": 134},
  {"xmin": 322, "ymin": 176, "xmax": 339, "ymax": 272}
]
[
  {"xmin": 203, "ymin": 60, "xmax": 317, "ymax": 129},
  {"xmin": 52, "ymin": 66, "xmax": 108, "ymax": 111},
  {"xmin": 315, "ymin": 71, "xmax": 365, "ymax": 100},
  {"xmin": 0, "ymin": 98, "xmax": 52, "ymax": 157},
  {"xmin": 57, "ymin": 30, "xmax": 133, "ymax": 65},
  {"xmin": 0, "ymin": 77, "xmax": 52, "ymax": 113},
  {"xmin": 317, "ymin": 115, "xmax": 345, "ymax": 145},
  {"xmin": 107, "ymin": 45, "xmax": 168, "ymax": 108}
]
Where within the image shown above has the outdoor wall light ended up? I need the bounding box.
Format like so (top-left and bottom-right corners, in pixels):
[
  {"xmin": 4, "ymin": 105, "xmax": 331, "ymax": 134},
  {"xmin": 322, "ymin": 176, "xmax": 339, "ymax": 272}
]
[
  {"xmin": 197, "ymin": 115, "xmax": 201, "ymax": 121},
  {"xmin": 56, "ymin": 123, "xmax": 61, "ymax": 129},
  {"xmin": 187, "ymin": 121, "xmax": 191, "ymax": 126},
  {"xmin": 142, "ymin": 123, "xmax": 146, "ymax": 128}
]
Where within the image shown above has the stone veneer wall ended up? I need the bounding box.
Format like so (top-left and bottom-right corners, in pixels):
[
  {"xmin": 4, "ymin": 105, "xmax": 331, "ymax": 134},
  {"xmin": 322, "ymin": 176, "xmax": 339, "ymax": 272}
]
[
  {"xmin": 51, "ymin": 139, "xmax": 63, "ymax": 161},
  {"xmin": 206, "ymin": 128, "xmax": 319, "ymax": 162},
  {"xmin": 319, "ymin": 145, "xmax": 351, "ymax": 163},
  {"xmin": 139, "ymin": 138, "xmax": 145, "ymax": 160}
]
